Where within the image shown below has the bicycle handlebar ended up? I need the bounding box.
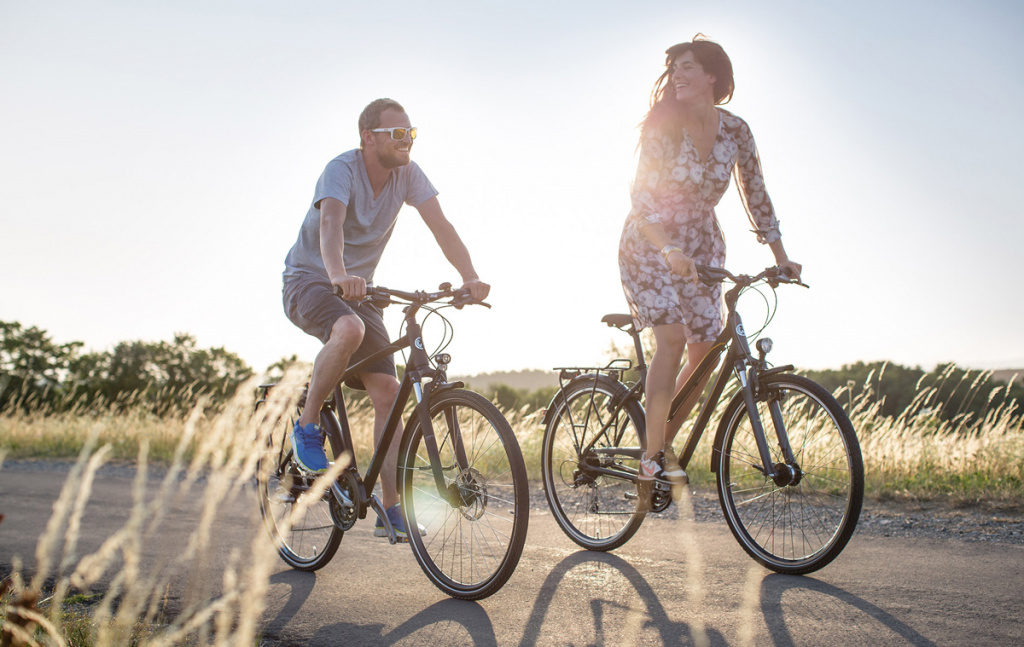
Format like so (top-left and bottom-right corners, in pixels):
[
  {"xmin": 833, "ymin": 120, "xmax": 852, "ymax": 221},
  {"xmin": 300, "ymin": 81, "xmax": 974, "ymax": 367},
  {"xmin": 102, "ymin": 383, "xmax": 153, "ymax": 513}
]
[
  {"xmin": 694, "ymin": 264, "xmax": 808, "ymax": 289},
  {"xmin": 359, "ymin": 283, "xmax": 491, "ymax": 310}
]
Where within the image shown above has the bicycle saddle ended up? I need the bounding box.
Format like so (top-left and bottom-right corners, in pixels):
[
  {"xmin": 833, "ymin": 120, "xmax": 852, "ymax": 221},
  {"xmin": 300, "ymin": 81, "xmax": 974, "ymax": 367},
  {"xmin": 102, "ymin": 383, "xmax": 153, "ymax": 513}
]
[{"xmin": 601, "ymin": 314, "xmax": 634, "ymax": 328}]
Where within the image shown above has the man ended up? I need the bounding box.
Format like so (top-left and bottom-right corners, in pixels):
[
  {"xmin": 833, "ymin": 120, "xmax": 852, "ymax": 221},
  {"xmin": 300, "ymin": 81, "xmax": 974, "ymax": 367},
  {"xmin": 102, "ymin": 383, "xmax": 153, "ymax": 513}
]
[{"xmin": 282, "ymin": 98, "xmax": 489, "ymax": 539}]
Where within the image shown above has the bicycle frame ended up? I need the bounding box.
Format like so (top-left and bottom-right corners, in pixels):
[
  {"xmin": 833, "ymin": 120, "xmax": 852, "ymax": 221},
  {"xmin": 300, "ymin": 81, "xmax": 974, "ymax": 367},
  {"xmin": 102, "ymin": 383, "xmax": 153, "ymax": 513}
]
[
  {"xmin": 580, "ymin": 273, "xmax": 800, "ymax": 482},
  {"xmin": 308, "ymin": 294, "xmax": 471, "ymax": 527}
]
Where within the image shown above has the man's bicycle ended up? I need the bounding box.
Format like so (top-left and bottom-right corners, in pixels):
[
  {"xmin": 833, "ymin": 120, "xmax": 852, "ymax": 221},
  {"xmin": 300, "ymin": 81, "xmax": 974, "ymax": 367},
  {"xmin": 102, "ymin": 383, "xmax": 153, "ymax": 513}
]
[
  {"xmin": 540, "ymin": 265, "xmax": 863, "ymax": 574},
  {"xmin": 256, "ymin": 284, "xmax": 529, "ymax": 600}
]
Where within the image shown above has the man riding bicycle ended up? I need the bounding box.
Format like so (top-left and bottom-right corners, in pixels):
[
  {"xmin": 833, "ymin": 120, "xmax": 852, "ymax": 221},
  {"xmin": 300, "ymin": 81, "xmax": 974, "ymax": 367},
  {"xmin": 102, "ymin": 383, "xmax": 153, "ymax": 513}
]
[{"xmin": 282, "ymin": 98, "xmax": 489, "ymax": 539}]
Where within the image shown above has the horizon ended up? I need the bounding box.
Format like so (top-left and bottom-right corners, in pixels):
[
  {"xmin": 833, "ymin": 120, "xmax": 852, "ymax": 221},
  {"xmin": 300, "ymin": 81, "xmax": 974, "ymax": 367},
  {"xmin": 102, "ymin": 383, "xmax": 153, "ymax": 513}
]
[{"xmin": 2, "ymin": 1, "xmax": 1022, "ymax": 376}]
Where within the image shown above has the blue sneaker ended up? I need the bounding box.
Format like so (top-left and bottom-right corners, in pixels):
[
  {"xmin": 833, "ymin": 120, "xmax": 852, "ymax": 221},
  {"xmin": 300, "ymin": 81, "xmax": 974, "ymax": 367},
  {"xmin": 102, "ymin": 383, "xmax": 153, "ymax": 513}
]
[
  {"xmin": 290, "ymin": 421, "xmax": 329, "ymax": 474},
  {"xmin": 374, "ymin": 504, "xmax": 426, "ymax": 540}
]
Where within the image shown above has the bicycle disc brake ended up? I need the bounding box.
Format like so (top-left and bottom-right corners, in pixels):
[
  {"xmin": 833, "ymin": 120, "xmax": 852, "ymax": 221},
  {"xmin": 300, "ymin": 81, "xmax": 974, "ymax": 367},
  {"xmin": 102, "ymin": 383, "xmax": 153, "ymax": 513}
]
[{"xmin": 455, "ymin": 468, "xmax": 488, "ymax": 520}]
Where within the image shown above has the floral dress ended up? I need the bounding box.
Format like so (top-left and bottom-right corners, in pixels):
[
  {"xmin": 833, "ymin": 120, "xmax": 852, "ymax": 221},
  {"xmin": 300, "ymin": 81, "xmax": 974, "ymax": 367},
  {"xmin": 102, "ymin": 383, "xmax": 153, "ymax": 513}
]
[{"xmin": 618, "ymin": 108, "xmax": 781, "ymax": 341}]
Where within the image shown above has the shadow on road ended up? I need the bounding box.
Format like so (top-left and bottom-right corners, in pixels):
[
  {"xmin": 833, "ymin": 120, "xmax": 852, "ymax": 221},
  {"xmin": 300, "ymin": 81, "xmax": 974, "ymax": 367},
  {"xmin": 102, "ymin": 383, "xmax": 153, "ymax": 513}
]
[
  {"xmin": 262, "ymin": 569, "xmax": 317, "ymax": 640},
  {"xmin": 519, "ymin": 550, "xmax": 726, "ymax": 646},
  {"xmin": 760, "ymin": 574, "xmax": 938, "ymax": 647},
  {"xmin": 311, "ymin": 597, "xmax": 497, "ymax": 646}
]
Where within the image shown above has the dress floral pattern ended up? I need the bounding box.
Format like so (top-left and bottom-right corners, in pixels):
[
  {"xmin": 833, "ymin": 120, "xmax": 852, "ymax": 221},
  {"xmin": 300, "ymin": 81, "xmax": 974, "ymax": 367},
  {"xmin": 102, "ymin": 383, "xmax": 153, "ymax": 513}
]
[{"xmin": 618, "ymin": 108, "xmax": 780, "ymax": 341}]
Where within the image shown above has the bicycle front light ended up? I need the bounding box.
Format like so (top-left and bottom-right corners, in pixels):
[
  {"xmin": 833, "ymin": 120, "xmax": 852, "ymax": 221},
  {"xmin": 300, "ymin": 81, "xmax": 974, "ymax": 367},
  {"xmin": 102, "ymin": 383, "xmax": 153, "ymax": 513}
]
[{"xmin": 756, "ymin": 338, "xmax": 773, "ymax": 360}]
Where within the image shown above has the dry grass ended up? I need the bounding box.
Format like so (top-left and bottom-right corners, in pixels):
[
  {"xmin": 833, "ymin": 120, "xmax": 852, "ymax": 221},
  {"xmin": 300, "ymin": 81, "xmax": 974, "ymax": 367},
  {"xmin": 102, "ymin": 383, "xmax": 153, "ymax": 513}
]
[
  {"xmin": 0, "ymin": 369, "xmax": 318, "ymax": 647},
  {"xmin": 3, "ymin": 367, "xmax": 1023, "ymax": 503},
  {"xmin": 844, "ymin": 366, "xmax": 1024, "ymax": 504}
]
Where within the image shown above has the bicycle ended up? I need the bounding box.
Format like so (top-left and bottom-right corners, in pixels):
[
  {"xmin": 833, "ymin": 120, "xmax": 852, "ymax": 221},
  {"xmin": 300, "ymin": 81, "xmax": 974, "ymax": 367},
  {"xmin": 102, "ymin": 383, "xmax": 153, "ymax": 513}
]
[
  {"xmin": 255, "ymin": 283, "xmax": 529, "ymax": 600},
  {"xmin": 540, "ymin": 265, "xmax": 863, "ymax": 574}
]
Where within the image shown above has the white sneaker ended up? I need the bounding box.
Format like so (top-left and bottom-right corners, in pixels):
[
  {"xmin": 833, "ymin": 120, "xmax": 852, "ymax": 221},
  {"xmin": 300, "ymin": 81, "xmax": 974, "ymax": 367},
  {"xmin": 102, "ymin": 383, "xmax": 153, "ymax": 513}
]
[{"xmin": 639, "ymin": 451, "xmax": 687, "ymax": 483}]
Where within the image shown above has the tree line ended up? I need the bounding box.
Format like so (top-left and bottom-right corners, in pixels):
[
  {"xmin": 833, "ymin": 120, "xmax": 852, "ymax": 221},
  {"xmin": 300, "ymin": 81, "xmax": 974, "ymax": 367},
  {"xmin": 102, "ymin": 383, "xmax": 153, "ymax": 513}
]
[
  {"xmin": 801, "ymin": 360, "xmax": 1023, "ymax": 424},
  {"xmin": 3, "ymin": 319, "xmax": 1021, "ymax": 427},
  {"xmin": 0, "ymin": 321, "xmax": 252, "ymax": 415},
  {"xmin": 482, "ymin": 361, "xmax": 1022, "ymax": 426}
]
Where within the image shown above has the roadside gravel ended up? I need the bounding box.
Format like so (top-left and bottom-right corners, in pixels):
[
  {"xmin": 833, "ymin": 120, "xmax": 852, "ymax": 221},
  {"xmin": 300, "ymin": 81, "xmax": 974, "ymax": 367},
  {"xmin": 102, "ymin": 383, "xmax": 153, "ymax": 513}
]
[{"xmin": 528, "ymin": 483, "xmax": 1024, "ymax": 546}]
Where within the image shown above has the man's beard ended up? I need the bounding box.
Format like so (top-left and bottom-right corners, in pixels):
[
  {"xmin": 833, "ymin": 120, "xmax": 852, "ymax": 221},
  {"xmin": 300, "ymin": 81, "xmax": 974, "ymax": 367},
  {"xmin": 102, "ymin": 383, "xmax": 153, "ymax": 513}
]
[{"xmin": 376, "ymin": 147, "xmax": 411, "ymax": 169}]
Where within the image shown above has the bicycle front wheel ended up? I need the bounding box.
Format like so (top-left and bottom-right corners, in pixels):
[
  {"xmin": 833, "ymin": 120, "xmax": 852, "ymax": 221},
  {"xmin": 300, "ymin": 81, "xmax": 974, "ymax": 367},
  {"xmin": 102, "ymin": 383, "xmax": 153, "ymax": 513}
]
[
  {"xmin": 257, "ymin": 409, "xmax": 342, "ymax": 571},
  {"xmin": 541, "ymin": 375, "xmax": 647, "ymax": 551},
  {"xmin": 399, "ymin": 389, "xmax": 529, "ymax": 600},
  {"xmin": 716, "ymin": 374, "xmax": 863, "ymax": 574}
]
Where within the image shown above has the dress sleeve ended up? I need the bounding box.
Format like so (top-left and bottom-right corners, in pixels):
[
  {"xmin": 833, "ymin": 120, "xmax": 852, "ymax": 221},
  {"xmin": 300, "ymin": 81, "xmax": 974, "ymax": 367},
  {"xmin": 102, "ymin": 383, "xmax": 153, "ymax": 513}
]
[
  {"xmin": 627, "ymin": 127, "xmax": 668, "ymax": 228},
  {"xmin": 733, "ymin": 119, "xmax": 781, "ymax": 244}
]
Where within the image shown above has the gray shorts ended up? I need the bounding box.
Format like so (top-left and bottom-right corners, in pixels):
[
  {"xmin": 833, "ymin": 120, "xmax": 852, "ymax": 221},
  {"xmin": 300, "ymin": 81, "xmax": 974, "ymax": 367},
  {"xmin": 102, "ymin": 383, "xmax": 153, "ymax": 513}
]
[{"xmin": 282, "ymin": 272, "xmax": 396, "ymax": 390}]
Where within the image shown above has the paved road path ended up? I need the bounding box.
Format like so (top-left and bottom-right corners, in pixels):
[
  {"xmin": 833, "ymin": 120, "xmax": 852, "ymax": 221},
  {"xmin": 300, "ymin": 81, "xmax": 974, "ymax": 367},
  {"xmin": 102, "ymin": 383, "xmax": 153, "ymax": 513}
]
[{"xmin": 2, "ymin": 466, "xmax": 1022, "ymax": 646}]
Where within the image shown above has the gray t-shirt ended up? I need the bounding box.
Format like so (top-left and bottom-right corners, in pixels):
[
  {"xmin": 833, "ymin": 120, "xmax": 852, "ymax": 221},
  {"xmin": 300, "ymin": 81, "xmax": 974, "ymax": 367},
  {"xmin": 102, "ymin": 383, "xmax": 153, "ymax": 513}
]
[{"xmin": 283, "ymin": 149, "xmax": 438, "ymax": 284}]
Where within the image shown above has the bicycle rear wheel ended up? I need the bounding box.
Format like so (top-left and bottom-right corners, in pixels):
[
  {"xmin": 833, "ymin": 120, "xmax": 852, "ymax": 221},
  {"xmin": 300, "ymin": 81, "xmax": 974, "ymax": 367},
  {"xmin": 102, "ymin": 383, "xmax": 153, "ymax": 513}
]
[
  {"xmin": 257, "ymin": 406, "xmax": 342, "ymax": 571},
  {"xmin": 541, "ymin": 375, "xmax": 647, "ymax": 551},
  {"xmin": 399, "ymin": 389, "xmax": 529, "ymax": 600},
  {"xmin": 716, "ymin": 374, "xmax": 863, "ymax": 574}
]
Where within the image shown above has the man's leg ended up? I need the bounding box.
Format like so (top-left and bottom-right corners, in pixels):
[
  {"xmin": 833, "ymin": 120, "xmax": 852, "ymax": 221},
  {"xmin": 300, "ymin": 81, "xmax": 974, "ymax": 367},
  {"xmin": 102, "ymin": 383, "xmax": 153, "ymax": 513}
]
[{"xmin": 298, "ymin": 314, "xmax": 364, "ymax": 428}]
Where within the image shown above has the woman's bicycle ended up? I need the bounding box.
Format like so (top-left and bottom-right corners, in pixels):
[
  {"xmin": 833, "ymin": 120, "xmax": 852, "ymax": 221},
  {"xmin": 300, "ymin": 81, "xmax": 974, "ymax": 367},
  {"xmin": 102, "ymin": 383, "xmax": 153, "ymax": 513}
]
[
  {"xmin": 255, "ymin": 284, "xmax": 529, "ymax": 600},
  {"xmin": 540, "ymin": 265, "xmax": 863, "ymax": 574}
]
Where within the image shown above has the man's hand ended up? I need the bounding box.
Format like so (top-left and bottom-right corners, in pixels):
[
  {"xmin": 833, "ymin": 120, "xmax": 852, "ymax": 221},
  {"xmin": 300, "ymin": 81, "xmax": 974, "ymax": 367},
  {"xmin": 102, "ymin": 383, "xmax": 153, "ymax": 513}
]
[
  {"xmin": 461, "ymin": 278, "xmax": 490, "ymax": 302},
  {"xmin": 333, "ymin": 275, "xmax": 367, "ymax": 300}
]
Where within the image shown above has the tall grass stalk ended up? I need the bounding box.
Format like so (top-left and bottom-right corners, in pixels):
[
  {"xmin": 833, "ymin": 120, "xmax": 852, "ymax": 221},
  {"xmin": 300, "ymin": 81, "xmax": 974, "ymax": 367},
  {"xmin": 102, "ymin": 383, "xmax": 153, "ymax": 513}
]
[{"xmin": 0, "ymin": 368, "xmax": 316, "ymax": 646}]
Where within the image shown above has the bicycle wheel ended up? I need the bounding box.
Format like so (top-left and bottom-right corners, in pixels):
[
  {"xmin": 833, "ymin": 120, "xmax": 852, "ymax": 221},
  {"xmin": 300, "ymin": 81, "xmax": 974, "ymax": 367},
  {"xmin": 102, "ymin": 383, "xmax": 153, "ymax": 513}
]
[
  {"xmin": 257, "ymin": 409, "xmax": 342, "ymax": 571},
  {"xmin": 398, "ymin": 389, "xmax": 529, "ymax": 600},
  {"xmin": 541, "ymin": 375, "xmax": 647, "ymax": 551},
  {"xmin": 716, "ymin": 373, "xmax": 863, "ymax": 574}
]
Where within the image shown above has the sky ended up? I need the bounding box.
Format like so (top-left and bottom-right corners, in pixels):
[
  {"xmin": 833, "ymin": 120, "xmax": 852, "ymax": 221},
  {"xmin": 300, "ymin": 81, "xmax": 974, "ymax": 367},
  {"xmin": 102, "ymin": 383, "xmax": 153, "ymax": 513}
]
[{"xmin": 2, "ymin": 0, "xmax": 1023, "ymax": 379}]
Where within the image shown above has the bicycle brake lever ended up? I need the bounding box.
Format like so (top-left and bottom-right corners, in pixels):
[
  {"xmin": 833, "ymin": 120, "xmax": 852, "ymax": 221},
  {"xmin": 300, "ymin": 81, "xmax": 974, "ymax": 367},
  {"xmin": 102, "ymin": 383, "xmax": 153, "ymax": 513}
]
[{"xmin": 451, "ymin": 295, "xmax": 491, "ymax": 310}]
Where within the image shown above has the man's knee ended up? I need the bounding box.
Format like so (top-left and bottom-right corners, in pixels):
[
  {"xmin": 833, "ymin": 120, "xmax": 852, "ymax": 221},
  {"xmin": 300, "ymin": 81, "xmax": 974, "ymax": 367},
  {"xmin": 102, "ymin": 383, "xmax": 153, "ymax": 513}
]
[
  {"xmin": 327, "ymin": 314, "xmax": 365, "ymax": 350},
  {"xmin": 362, "ymin": 373, "xmax": 401, "ymax": 407}
]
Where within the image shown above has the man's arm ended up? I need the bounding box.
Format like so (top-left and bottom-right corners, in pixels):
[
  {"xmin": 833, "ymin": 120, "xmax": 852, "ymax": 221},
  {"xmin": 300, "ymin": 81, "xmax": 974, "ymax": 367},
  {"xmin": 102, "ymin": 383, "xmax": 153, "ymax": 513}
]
[
  {"xmin": 415, "ymin": 196, "xmax": 490, "ymax": 301},
  {"xmin": 320, "ymin": 197, "xmax": 366, "ymax": 299}
]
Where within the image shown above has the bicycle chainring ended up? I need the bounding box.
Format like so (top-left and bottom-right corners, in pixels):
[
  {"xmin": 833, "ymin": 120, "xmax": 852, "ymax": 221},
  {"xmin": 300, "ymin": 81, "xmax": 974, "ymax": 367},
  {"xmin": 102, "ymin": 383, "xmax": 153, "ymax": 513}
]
[
  {"xmin": 649, "ymin": 482, "xmax": 673, "ymax": 513},
  {"xmin": 329, "ymin": 470, "xmax": 360, "ymax": 531}
]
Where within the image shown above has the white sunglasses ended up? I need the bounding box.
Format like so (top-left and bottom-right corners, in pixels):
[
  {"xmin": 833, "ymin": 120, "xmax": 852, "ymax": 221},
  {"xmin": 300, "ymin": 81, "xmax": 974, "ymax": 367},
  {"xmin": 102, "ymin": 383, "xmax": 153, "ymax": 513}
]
[{"xmin": 369, "ymin": 126, "xmax": 417, "ymax": 141}]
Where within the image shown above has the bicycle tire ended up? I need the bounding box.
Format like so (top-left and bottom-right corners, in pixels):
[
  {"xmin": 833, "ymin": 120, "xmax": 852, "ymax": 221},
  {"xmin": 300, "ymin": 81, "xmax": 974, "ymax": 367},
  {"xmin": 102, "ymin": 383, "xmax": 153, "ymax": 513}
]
[
  {"xmin": 716, "ymin": 373, "xmax": 863, "ymax": 574},
  {"xmin": 257, "ymin": 403, "xmax": 342, "ymax": 571},
  {"xmin": 398, "ymin": 389, "xmax": 529, "ymax": 600},
  {"xmin": 541, "ymin": 374, "xmax": 647, "ymax": 551}
]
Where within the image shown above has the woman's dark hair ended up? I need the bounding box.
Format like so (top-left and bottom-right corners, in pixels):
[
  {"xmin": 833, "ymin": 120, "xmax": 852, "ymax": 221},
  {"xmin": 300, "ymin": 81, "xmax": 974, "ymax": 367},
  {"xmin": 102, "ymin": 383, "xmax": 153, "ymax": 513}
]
[{"xmin": 640, "ymin": 35, "xmax": 734, "ymax": 139}]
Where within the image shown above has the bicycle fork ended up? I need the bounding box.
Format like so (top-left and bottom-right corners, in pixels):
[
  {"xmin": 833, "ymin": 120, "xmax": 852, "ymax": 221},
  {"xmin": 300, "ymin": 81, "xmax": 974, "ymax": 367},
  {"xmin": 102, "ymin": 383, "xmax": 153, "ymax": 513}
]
[{"xmin": 735, "ymin": 362, "xmax": 799, "ymax": 484}]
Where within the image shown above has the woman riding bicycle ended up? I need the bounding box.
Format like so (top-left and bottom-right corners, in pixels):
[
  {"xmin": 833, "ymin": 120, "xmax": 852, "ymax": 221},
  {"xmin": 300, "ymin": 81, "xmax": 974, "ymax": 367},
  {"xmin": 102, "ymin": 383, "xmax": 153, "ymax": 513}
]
[{"xmin": 618, "ymin": 35, "xmax": 802, "ymax": 482}]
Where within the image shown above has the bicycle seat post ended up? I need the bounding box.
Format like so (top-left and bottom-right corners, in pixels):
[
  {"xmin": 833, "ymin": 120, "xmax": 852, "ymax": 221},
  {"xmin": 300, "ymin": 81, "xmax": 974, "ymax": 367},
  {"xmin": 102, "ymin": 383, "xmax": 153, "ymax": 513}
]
[{"xmin": 629, "ymin": 324, "xmax": 648, "ymax": 380}]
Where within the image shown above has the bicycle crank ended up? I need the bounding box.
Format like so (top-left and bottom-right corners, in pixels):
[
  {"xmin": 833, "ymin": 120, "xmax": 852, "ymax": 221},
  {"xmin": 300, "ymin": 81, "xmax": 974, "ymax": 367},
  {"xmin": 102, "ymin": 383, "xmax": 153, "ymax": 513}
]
[{"xmin": 329, "ymin": 471, "xmax": 360, "ymax": 531}]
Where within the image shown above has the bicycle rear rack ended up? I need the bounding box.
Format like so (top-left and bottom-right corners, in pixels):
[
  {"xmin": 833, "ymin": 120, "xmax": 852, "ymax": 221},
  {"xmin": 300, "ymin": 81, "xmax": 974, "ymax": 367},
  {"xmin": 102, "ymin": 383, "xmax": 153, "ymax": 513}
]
[{"xmin": 553, "ymin": 358, "xmax": 636, "ymax": 389}]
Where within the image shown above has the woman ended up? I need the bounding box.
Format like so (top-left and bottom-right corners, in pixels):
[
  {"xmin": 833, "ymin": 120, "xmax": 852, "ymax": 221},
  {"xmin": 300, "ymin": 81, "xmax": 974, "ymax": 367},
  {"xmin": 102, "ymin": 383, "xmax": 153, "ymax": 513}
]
[{"xmin": 618, "ymin": 35, "xmax": 802, "ymax": 482}]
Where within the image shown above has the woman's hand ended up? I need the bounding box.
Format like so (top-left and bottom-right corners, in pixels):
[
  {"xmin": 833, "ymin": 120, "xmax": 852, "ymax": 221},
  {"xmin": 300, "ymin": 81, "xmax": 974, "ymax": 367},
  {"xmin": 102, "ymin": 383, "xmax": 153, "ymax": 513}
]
[
  {"xmin": 778, "ymin": 259, "xmax": 802, "ymax": 281},
  {"xmin": 665, "ymin": 249, "xmax": 698, "ymax": 281}
]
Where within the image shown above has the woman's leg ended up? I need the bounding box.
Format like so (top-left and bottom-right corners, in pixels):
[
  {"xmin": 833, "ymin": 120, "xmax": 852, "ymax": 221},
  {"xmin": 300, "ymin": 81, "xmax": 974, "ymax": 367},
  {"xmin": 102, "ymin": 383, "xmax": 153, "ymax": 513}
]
[
  {"xmin": 644, "ymin": 324, "xmax": 689, "ymax": 459},
  {"xmin": 665, "ymin": 340, "xmax": 718, "ymax": 447}
]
